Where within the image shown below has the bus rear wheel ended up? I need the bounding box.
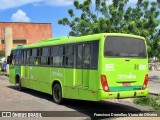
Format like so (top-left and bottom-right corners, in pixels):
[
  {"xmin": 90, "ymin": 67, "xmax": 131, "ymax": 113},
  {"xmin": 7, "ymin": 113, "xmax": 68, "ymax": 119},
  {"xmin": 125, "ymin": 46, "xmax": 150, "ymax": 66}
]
[{"xmin": 52, "ymin": 84, "xmax": 63, "ymax": 104}]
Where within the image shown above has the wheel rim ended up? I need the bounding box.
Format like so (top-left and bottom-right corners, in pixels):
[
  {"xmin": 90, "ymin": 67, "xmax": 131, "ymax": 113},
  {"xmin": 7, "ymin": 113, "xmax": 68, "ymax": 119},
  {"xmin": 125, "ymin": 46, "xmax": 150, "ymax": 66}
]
[{"xmin": 54, "ymin": 85, "xmax": 61, "ymax": 101}]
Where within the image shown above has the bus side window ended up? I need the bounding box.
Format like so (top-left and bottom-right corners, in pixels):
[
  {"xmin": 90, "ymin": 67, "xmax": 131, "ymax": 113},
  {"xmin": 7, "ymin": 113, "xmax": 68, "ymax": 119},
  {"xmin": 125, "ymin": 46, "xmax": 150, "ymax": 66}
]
[
  {"xmin": 15, "ymin": 50, "xmax": 20, "ymax": 65},
  {"xmin": 29, "ymin": 48, "xmax": 37, "ymax": 65},
  {"xmin": 29, "ymin": 49, "xmax": 32, "ymax": 65},
  {"xmin": 23, "ymin": 50, "xmax": 26, "ymax": 65},
  {"xmin": 30, "ymin": 49, "xmax": 32, "ymax": 56},
  {"xmin": 59, "ymin": 46, "xmax": 65, "ymax": 67},
  {"xmin": 91, "ymin": 41, "xmax": 99, "ymax": 69},
  {"xmin": 20, "ymin": 50, "xmax": 24, "ymax": 65},
  {"xmin": 39, "ymin": 48, "xmax": 42, "ymax": 65},
  {"xmin": 35, "ymin": 48, "xmax": 39, "ymax": 65},
  {"xmin": 50, "ymin": 47, "xmax": 53, "ymax": 65},
  {"xmin": 52, "ymin": 46, "xmax": 59, "ymax": 66},
  {"xmin": 83, "ymin": 44, "xmax": 91, "ymax": 69},
  {"xmin": 76, "ymin": 44, "xmax": 83, "ymax": 68},
  {"xmin": 26, "ymin": 50, "xmax": 30, "ymax": 65},
  {"xmin": 48, "ymin": 47, "xmax": 51, "ymax": 65},
  {"xmin": 73, "ymin": 45, "xmax": 76, "ymax": 68},
  {"xmin": 10, "ymin": 51, "xmax": 15, "ymax": 65},
  {"xmin": 65, "ymin": 45, "xmax": 74, "ymax": 67},
  {"xmin": 41, "ymin": 47, "xmax": 49, "ymax": 65}
]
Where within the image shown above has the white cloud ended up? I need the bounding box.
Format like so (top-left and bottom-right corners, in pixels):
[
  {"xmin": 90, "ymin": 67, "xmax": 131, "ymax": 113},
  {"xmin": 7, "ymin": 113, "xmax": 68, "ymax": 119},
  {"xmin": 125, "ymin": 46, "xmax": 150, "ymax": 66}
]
[
  {"xmin": 11, "ymin": 9, "xmax": 31, "ymax": 22},
  {"xmin": 0, "ymin": 0, "xmax": 73, "ymax": 10},
  {"xmin": 0, "ymin": 0, "xmax": 42, "ymax": 10},
  {"xmin": 42, "ymin": 0, "xmax": 73, "ymax": 6},
  {"xmin": 0, "ymin": 0, "xmax": 157, "ymax": 10}
]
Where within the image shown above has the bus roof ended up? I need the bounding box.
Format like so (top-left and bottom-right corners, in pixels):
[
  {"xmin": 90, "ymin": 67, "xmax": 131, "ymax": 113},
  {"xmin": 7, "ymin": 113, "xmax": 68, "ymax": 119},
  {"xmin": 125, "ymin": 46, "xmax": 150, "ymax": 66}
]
[{"xmin": 12, "ymin": 33, "xmax": 145, "ymax": 50}]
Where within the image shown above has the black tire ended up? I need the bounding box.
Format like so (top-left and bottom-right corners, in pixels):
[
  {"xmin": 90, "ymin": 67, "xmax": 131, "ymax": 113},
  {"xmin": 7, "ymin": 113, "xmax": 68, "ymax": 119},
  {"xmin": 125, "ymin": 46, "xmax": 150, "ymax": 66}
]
[
  {"xmin": 52, "ymin": 84, "xmax": 63, "ymax": 104},
  {"xmin": 18, "ymin": 79, "xmax": 23, "ymax": 91}
]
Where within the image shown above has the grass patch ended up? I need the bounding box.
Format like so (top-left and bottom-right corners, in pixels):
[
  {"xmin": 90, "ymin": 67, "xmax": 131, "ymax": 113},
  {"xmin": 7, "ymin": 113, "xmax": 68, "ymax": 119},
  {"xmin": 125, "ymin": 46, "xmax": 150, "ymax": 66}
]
[{"xmin": 133, "ymin": 95, "xmax": 160, "ymax": 111}]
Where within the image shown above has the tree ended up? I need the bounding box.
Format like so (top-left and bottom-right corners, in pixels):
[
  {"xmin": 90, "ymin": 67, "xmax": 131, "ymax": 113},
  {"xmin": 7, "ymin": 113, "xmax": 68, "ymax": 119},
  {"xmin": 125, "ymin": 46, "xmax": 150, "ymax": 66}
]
[
  {"xmin": 0, "ymin": 50, "xmax": 5, "ymax": 58},
  {"xmin": 58, "ymin": 0, "xmax": 160, "ymax": 58},
  {"xmin": 158, "ymin": 0, "xmax": 160, "ymax": 8}
]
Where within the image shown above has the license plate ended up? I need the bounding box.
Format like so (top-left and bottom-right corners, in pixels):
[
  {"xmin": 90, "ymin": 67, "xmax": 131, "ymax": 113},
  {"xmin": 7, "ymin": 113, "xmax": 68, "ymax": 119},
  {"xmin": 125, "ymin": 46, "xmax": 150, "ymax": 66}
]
[{"xmin": 123, "ymin": 82, "xmax": 131, "ymax": 86}]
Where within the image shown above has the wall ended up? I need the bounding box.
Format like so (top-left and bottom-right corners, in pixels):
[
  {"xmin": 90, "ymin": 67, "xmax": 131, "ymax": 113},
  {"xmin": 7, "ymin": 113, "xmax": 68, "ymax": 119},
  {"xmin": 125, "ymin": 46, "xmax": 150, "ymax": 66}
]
[{"xmin": 0, "ymin": 22, "xmax": 52, "ymax": 50}]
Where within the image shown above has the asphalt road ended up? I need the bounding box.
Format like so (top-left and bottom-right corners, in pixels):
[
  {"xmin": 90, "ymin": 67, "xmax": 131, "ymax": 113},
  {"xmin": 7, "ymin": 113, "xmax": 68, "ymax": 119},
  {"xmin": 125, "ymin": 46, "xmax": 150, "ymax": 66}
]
[
  {"xmin": 0, "ymin": 75, "xmax": 156, "ymax": 120},
  {"xmin": 148, "ymin": 71, "xmax": 160, "ymax": 95}
]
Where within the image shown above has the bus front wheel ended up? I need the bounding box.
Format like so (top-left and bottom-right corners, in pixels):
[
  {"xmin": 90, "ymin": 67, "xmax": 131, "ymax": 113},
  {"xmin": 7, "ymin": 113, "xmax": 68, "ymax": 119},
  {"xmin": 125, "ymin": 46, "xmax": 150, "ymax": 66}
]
[
  {"xmin": 52, "ymin": 84, "xmax": 63, "ymax": 104},
  {"xmin": 18, "ymin": 79, "xmax": 23, "ymax": 91}
]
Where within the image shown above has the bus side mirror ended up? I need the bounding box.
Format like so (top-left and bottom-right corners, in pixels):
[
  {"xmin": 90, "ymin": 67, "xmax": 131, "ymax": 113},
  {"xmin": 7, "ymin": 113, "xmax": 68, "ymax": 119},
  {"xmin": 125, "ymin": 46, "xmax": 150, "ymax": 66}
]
[{"xmin": 7, "ymin": 56, "xmax": 10, "ymax": 64}]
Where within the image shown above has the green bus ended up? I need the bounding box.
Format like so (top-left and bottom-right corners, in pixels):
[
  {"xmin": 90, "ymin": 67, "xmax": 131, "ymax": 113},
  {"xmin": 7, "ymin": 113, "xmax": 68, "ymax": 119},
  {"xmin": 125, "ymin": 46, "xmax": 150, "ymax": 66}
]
[{"xmin": 7, "ymin": 33, "xmax": 148, "ymax": 104}]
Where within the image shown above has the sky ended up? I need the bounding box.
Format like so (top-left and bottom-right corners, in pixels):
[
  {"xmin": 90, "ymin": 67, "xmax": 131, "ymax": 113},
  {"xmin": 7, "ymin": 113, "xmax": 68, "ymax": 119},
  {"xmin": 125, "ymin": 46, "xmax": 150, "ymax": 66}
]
[{"xmin": 0, "ymin": 0, "xmax": 158, "ymax": 38}]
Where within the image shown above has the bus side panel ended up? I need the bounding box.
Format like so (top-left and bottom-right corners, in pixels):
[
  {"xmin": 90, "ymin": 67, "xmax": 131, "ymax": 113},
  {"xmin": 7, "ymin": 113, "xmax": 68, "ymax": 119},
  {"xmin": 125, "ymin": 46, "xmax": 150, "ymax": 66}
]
[
  {"xmin": 28, "ymin": 66, "xmax": 37, "ymax": 91},
  {"xmin": 77, "ymin": 70, "xmax": 99, "ymax": 101},
  {"xmin": 63, "ymin": 69, "xmax": 99, "ymax": 101},
  {"xmin": 64, "ymin": 87, "xmax": 78, "ymax": 99},
  {"xmin": 78, "ymin": 89, "xmax": 98, "ymax": 101},
  {"xmin": 63, "ymin": 68, "xmax": 78, "ymax": 99},
  {"xmin": 82, "ymin": 69, "xmax": 89, "ymax": 87},
  {"xmin": 88, "ymin": 70, "xmax": 99, "ymax": 91},
  {"xmin": 10, "ymin": 65, "xmax": 21, "ymax": 84},
  {"xmin": 9, "ymin": 65, "xmax": 16, "ymax": 84},
  {"xmin": 64, "ymin": 68, "xmax": 75, "ymax": 86},
  {"xmin": 50, "ymin": 67, "xmax": 65, "ymax": 96},
  {"xmin": 21, "ymin": 66, "xmax": 31, "ymax": 88},
  {"xmin": 21, "ymin": 65, "xmax": 30, "ymax": 88},
  {"xmin": 36, "ymin": 66, "xmax": 51, "ymax": 94},
  {"xmin": 15, "ymin": 65, "xmax": 21, "ymax": 76},
  {"xmin": 27, "ymin": 66, "xmax": 51, "ymax": 94},
  {"xmin": 21, "ymin": 66, "xmax": 25, "ymax": 77},
  {"xmin": 75, "ymin": 69, "xmax": 82, "ymax": 86}
]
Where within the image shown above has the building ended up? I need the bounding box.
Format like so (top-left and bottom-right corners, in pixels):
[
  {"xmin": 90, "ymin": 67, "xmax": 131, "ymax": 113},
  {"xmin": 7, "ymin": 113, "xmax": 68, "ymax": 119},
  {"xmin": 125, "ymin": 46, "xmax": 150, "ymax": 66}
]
[{"xmin": 0, "ymin": 22, "xmax": 52, "ymax": 50}]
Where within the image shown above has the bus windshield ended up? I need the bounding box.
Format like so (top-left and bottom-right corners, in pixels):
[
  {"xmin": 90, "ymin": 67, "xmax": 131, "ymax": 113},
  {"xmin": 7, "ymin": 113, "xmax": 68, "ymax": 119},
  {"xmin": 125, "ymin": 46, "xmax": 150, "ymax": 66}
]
[{"xmin": 104, "ymin": 36, "xmax": 147, "ymax": 58}]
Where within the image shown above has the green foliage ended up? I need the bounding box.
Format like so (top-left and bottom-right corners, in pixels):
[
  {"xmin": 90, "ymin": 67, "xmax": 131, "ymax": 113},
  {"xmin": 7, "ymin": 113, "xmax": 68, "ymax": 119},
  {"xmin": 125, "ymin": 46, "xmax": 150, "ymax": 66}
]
[
  {"xmin": 134, "ymin": 95, "xmax": 160, "ymax": 110},
  {"xmin": 0, "ymin": 50, "xmax": 5, "ymax": 57},
  {"xmin": 58, "ymin": 0, "xmax": 160, "ymax": 58}
]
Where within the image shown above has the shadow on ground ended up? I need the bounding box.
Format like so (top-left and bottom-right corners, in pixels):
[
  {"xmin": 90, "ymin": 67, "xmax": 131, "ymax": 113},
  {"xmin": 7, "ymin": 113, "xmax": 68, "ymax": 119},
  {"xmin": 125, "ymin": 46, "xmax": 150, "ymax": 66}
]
[{"xmin": 8, "ymin": 85, "xmax": 142, "ymax": 119}]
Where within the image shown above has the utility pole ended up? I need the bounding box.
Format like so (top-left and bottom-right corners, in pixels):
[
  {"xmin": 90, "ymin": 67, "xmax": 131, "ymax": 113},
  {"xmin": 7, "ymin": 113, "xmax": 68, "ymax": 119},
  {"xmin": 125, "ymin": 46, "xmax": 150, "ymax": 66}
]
[{"xmin": 4, "ymin": 27, "xmax": 13, "ymax": 74}]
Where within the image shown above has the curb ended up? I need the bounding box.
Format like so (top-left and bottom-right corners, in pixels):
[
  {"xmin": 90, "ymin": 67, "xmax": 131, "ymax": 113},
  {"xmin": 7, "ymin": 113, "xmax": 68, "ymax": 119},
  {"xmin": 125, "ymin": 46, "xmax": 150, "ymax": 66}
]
[
  {"xmin": 149, "ymin": 79, "xmax": 160, "ymax": 83},
  {"xmin": 0, "ymin": 72, "xmax": 9, "ymax": 77},
  {"xmin": 149, "ymin": 92, "xmax": 160, "ymax": 96}
]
